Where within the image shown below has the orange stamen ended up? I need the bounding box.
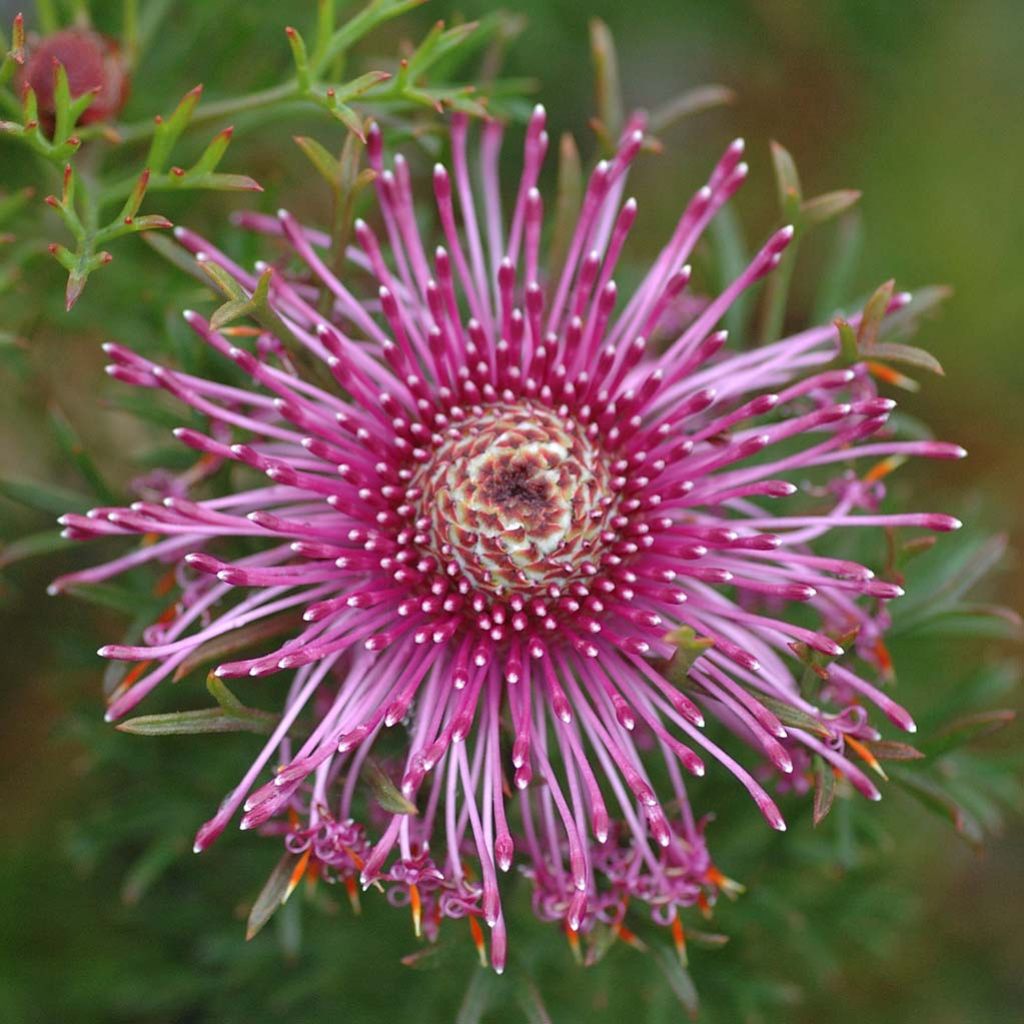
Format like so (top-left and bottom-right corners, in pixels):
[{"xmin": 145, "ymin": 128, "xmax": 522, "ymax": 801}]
[
  {"xmin": 704, "ymin": 864, "xmax": 745, "ymax": 898},
  {"xmin": 671, "ymin": 916, "xmax": 688, "ymax": 966},
  {"xmin": 863, "ymin": 455, "xmax": 907, "ymax": 485},
  {"xmin": 220, "ymin": 326, "xmax": 263, "ymax": 337},
  {"xmin": 283, "ymin": 847, "xmax": 311, "ymax": 903},
  {"xmin": 153, "ymin": 568, "xmax": 178, "ymax": 598},
  {"xmin": 114, "ymin": 659, "xmax": 153, "ymax": 695},
  {"xmin": 614, "ymin": 922, "xmax": 647, "ymax": 952},
  {"xmin": 697, "ymin": 892, "xmax": 712, "ymax": 920},
  {"xmin": 468, "ymin": 914, "xmax": 488, "ymax": 967},
  {"xmin": 873, "ymin": 638, "xmax": 894, "ymax": 677},
  {"xmin": 565, "ymin": 920, "xmax": 582, "ymax": 963},
  {"xmin": 344, "ymin": 875, "xmax": 361, "ymax": 914},
  {"xmin": 304, "ymin": 854, "xmax": 320, "ymax": 892},
  {"xmin": 410, "ymin": 883, "xmax": 422, "ymax": 937},
  {"xmin": 844, "ymin": 734, "xmax": 889, "ymax": 780},
  {"xmin": 340, "ymin": 843, "xmax": 365, "ymax": 870},
  {"xmin": 865, "ymin": 360, "xmax": 919, "ymax": 391}
]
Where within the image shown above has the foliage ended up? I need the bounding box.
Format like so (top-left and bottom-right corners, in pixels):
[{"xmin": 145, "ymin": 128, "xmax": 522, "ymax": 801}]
[{"xmin": 0, "ymin": 2, "xmax": 1020, "ymax": 1023}]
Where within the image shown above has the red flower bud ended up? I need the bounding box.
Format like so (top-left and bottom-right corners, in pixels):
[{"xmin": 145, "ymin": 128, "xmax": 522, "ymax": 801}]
[{"xmin": 19, "ymin": 29, "xmax": 129, "ymax": 130}]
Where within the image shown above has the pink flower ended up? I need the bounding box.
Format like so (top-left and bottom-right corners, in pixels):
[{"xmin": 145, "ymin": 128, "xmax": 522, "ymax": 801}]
[{"xmin": 53, "ymin": 108, "xmax": 963, "ymax": 970}]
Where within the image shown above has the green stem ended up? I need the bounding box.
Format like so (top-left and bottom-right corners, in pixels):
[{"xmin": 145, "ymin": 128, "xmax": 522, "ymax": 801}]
[
  {"xmin": 114, "ymin": 80, "xmax": 301, "ymax": 145},
  {"xmin": 0, "ymin": 87, "xmax": 21, "ymax": 118},
  {"xmin": 36, "ymin": 0, "xmax": 60, "ymax": 33}
]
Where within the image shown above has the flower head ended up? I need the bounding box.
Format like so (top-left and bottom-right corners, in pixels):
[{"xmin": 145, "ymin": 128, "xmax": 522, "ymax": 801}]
[{"xmin": 53, "ymin": 106, "xmax": 963, "ymax": 969}]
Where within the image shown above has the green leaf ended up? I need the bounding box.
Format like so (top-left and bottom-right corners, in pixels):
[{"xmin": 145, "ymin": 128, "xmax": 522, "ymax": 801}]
[
  {"xmin": 863, "ymin": 740, "xmax": 926, "ymax": 761},
  {"xmin": 857, "ymin": 278, "xmax": 895, "ymax": 350},
  {"xmin": 800, "ymin": 189, "xmax": 861, "ymax": 226},
  {"xmin": 834, "ymin": 316, "xmax": 860, "ymax": 365},
  {"xmin": 653, "ymin": 946, "xmax": 700, "ymax": 1019},
  {"xmin": 921, "ymin": 710, "xmax": 1016, "ymax": 758},
  {"xmin": 142, "ymin": 231, "xmax": 209, "ymax": 284},
  {"xmin": 877, "ymin": 283, "xmax": 952, "ymax": 340},
  {"xmin": 0, "ymin": 529, "xmax": 67, "ymax": 569},
  {"xmin": 66, "ymin": 583, "xmax": 157, "ymax": 615},
  {"xmin": 812, "ymin": 754, "xmax": 836, "ymax": 826},
  {"xmin": 401, "ymin": 21, "xmax": 478, "ymax": 84},
  {"xmin": 0, "ymin": 186, "xmax": 34, "ymax": 225},
  {"xmin": 120, "ymin": 834, "xmax": 186, "ymax": 906},
  {"xmin": 649, "ymin": 85, "xmax": 736, "ymax": 133},
  {"xmin": 685, "ymin": 928, "xmax": 730, "ymax": 950},
  {"xmin": 365, "ymin": 758, "xmax": 418, "ymax": 815},
  {"xmin": 745, "ymin": 691, "xmax": 831, "ymax": 738},
  {"xmin": 708, "ymin": 203, "xmax": 751, "ymax": 342},
  {"xmin": 894, "ymin": 534, "xmax": 1010, "ymax": 634},
  {"xmin": 246, "ymin": 853, "xmax": 301, "ymax": 941},
  {"xmin": 589, "ymin": 18, "xmax": 624, "ymax": 150},
  {"xmin": 148, "ymin": 85, "xmax": 203, "ymax": 172},
  {"xmin": 48, "ymin": 403, "xmax": 116, "ymax": 503},
  {"xmin": 812, "ymin": 210, "xmax": 863, "ymax": 323},
  {"xmin": 317, "ymin": 0, "xmax": 428, "ymax": 72},
  {"xmin": 548, "ymin": 134, "xmax": 581, "ymax": 288},
  {"xmin": 206, "ymin": 673, "xmax": 246, "ymax": 711},
  {"xmin": 189, "ymin": 127, "xmax": 235, "ymax": 177},
  {"xmin": 285, "ymin": 25, "xmax": 312, "ymax": 91},
  {"xmin": 770, "ymin": 140, "xmax": 802, "ymax": 210},
  {"xmin": 889, "ymin": 768, "xmax": 985, "ymax": 847},
  {"xmin": 454, "ymin": 968, "xmax": 495, "ymax": 1024},
  {"xmin": 293, "ymin": 135, "xmax": 342, "ymax": 190},
  {"xmin": 115, "ymin": 705, "xmax": 278, "ymax": 737},
  {"xmin": 172, "ymin": 611, "xmax": 304, "ymax": 681},
  {"xmin": 867, "ymin": 341, "xmax": 944, "ymax": 376},
  {"xmin": 658, "ymin": 626, "xmax": 715, "ymax": 687},
  {"xmin": 0, "ymin": 476, "xmax": 90, "ymax": 515}
]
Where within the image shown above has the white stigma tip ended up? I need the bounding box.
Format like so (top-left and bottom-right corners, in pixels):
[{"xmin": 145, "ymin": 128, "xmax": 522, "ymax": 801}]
[
  {"xmin": 192, "ymin": 842, "xmax": 203, "ymax": 854},
  {"xmin": 103, "ymin": 710, "xmax": 115, "ymax": 723},
  {"xmin": 172, "ymin": 226, "xmax": 186, "ymax": 239}
]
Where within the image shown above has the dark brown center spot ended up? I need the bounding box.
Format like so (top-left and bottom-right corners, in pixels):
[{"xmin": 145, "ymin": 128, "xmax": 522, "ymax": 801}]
[{"xmin": 486, "ymin": 462, "xmax": 552, "ymax": 518}]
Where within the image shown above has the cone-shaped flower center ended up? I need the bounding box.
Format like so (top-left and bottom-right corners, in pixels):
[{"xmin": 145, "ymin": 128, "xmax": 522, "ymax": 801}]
[{"xmin": 415, "ymin": 402, "xmax": 615, "ymax": 594}]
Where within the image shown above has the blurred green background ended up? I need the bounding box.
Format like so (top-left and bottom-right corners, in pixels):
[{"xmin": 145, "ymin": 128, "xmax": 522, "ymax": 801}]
[{"xmin": 0, "ymin": 1, "xmax": 1021, "ymax": 1022}]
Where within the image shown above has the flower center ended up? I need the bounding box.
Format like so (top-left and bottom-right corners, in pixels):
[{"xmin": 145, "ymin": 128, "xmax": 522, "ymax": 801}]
[{"xmin": 415, "ymin": 402, "xmax": 616, "ymax": 595}]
